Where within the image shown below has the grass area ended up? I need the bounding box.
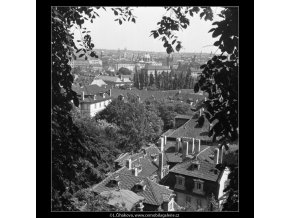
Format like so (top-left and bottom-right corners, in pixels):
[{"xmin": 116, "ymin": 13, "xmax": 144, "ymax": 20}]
[{"xmin": 110, "ymin": 88, "xmax": 206, "ymax": 102}]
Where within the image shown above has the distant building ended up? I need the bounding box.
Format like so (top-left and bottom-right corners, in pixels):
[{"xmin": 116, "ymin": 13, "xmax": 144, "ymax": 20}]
[
  {"xmin": 70, "ymin": 58, "xmax": 102, "ymax": 72},
  {"xmin": 90, "ymin": 78, "xmax": 107, "ymax": 87},
  {"xmin": 141, "ymin": 65, "xmax": 171, "ymax": 76},
  {"xmin": 115, "ymin": 61, "xmax": 135, "ymax": 72},
  {"xmin": 72, "ymin": 84, "xmax": 112, "ymax": 117},
  {"xmin": 97, "ymin": 75, "xmax": 133, "ymax": 88},
  {"xmin": 88, "ymin": 59, "xmax": 103, "ymax": 71}
]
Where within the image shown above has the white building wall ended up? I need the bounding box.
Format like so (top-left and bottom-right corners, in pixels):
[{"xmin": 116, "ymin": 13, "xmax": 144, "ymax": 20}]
[
  {"xmin": 175, "ymin": 192, "xmax": 208, "ymax": 211},
  {"xmin": 80, "ymin": 99, "xmax": 112, "ymax": 117},
  {"xmin": 218, "ymin": 167, "xmax": 230, "ymax": 205}
]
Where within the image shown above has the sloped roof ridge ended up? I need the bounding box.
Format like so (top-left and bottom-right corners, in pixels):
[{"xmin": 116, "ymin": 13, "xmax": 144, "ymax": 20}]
[
  {"xmin": 91, "ymin": 166, "xmax": 127, "ymax": 191},
  {"xmin": 169, "ymin": 118, "xmax": 195, "ymax": 137},
  {"xmin": 146, "ymin": 177, "xmax": 161, "ymax": 205}
]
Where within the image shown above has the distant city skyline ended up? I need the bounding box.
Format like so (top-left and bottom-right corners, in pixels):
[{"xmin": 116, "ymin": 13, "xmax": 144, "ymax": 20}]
[{"xmin": 72, "ymin": 7, "xmax": 223, "ymax": 54}]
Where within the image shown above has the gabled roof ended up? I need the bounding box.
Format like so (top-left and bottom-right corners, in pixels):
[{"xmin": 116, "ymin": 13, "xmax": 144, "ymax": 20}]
[
  {"xmin": 167, "ymin": 118, "xmax": 212, "ymax": 141},
  {"xmin": 92, "ymin": 170, "xmax": 174, "ymax": 206},
  {"xmin": 100, "ymin": 189, "xmax": 144, "ymax": 211},
  {"xmin": 115, "ymin": 144, "xmax": 168, "ymax": 179},
  {"xmin": 161, "ymin": 129, "xmax": 175, "ymax": 137},
  {"xmin": 81, "ymin": 84, "xmax": 107, "ymax": 95},
  {"xmin": 169, "ymin": 159, "xmax": 221, "ymax": 182},
  {"xmin": 118, "ymin": 157, "xmax": 159, "ymax": 179},
  {"xmin": 91, "ymin": 78, "xmax": 107, "ymax": 87}
]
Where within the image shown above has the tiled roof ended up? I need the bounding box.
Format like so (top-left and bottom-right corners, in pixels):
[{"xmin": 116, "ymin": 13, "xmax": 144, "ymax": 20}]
[
  {"xmin": 72, "ymin": 84, "xmax": 112, "ymax": 103},
  {"xmin": 92, "ymin": 170, "xmax": 173, "ymax": 206},
  {"xmin": 118, "ymin": 157, "xmax": 159, "ymax": 178},
  {"xmin": 161, "ymin": 129, "xmax": 175, "ymax": 137},
  {"xmin": 91, "ymin": 79, "xmax": 107, "ymax": 87},
  {"xmin": 169, "ymin": 159, "xmax": 221, "ymax": 182},
  {"xmin": 115, "ymin": 153, "xmax": 130, "ymax": 163},
  {"xmin": 163, "ymin": 141, "xmax": 208, "ymax": 163},
  {"xmin": 167, "ymin": 118, "xmax": 212, "ymax": 141},
  {"xmin": 196, "ymin": 146, "xmax": 216, "ymax": 164},
  {"xmin": 100, "ymin": 189, "xmax": 144, "ymax": 211},
  {"xmin": 116, "ymin": 144, "xmax": 168, "ymax": 168},
  {"xmin": 80, "ymin": 84, "xmax": 107, "ymax": 95},
  {"xmin": 116, "ymin": 145, "xmax": 168, "ymax": 179}
]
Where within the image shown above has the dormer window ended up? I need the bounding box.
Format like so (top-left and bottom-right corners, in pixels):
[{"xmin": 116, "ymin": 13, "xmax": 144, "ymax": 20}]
[
  {"xmin": 190, "ymin": 160, "xmax": 200, "ymax": 171},
  {"xmin": 150, "ymin": 153, "xmax": 158, "ymax": 161},
  {"xmin": 133, "ymin": 180, "xmax": 146, "ymax": 192},
  {"xmin": 108, "ymin": 176, "xmax": 120, "ymax": 188}
]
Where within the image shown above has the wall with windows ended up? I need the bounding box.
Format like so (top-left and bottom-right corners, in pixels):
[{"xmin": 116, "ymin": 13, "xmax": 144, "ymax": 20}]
[
  {"xmin": 89, "ymin": 99, "xmax": 112, "ymax": 117},
  {"xmin": 80, "ymin": 99, "xmax": 112, "ymax": 117}
]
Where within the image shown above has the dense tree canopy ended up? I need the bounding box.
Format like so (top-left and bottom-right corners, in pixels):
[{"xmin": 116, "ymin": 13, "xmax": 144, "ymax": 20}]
[{"xmin": 96, "ymin": 94, "xmax": 164, "ymax": 152}]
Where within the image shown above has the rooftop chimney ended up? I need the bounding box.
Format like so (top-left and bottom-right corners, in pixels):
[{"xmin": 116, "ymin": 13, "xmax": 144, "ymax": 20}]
[
  {"xmin": 182, "ymin": 141, "xmax": 189, "ymax": 160},
  {"xmin": 133, "ymin": 168, "xmax": 138, "ymax": 176},
  {"xmin": 134, "ymin": 164, "xmax": 142, "ymax": 177},
  {"xmin": 160, "ymin": 137, "xmax": 164, "ymax": 152},
  {"xmin": 126, "ymin": 158, "xmax": 132, "ymax": 170},
  {"xmin": 159, "ymin": 152, "xmax": 164, "ymax": 180},
  {"xmin": 219, "ymin": 145, "xmax": 225, "ymax": 164},
  {"xmin": 214, "ymin": 148, "xmax": 219, "ymax": 164},
  {"xmin": 175, "ymin": 138, "xmax": 181, "ymax": 152},
  {"xmin": 82, "ymin": 91, "xmax": 85, "ymax": 100},
  {"xmin": 188, "ymin": 138, "xmax": 194, "ymax": 154},
  {"xmin": 164, "ymin": 135, "xmax": 167, "ymax": 146},
  {"xmin": 194, "ymin": 139, "xmax": 201, "ymax": 154}
]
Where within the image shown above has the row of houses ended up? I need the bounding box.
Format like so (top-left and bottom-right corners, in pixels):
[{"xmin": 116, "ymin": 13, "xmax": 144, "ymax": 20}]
[{"xmin": 82, "ymin": 103, "xmax": 234, "ymax": 211}]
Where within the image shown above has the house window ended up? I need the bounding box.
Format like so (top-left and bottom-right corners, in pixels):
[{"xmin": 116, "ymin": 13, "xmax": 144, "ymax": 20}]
[
  {"xmin": 193, "ymin": 179, "xmax": 204, "ymax": 193},
  {"xmin": 197, "ymin": 183, "xmax": 202, "ymax": 190},
  {"xmin": 175, "ymin": 175, "xmax": 185, "ymax": 190},
  {"xmin": 186, "ymin": 195, "xmax": 191, "ymax": 203}
]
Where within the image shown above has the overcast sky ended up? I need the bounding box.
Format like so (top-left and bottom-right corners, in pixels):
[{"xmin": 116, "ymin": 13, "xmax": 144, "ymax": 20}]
[{"xmin": 72, "ymin": 7, "xmax": 223, "ymax": 53}]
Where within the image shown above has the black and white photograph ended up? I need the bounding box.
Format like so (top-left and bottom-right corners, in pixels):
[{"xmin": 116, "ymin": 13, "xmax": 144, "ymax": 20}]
[{"xmin": 51, "ymin": 6, "xmax": 239, "ymax": 212}]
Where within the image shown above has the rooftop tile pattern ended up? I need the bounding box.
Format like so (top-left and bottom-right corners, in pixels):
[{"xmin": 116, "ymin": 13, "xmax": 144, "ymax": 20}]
[
  {"xmin": 169, "ymin": 159, "xmax": 221, "ymax": 182},
  {"xmin": 92, "ymin": 170, "xmax": 173, "ymax": 206}
]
